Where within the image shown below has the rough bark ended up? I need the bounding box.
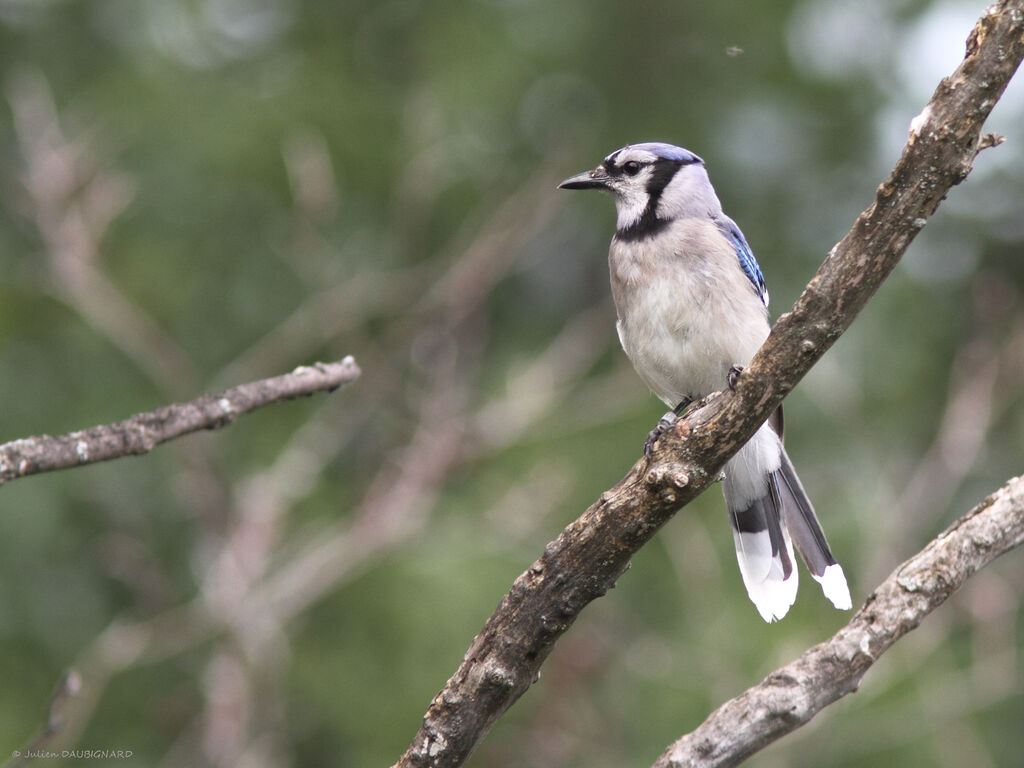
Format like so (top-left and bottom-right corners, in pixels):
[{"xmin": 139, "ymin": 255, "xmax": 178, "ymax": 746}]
[{"xmin": 393, "ymin": 3, "xmax": 1024, "ymax": 766}]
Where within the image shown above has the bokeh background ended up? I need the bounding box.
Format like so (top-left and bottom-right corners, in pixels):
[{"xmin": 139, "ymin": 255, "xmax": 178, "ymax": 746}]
[{"xmin": 1, "ymin": 1, "xmax": 1023, "ymax": 766}]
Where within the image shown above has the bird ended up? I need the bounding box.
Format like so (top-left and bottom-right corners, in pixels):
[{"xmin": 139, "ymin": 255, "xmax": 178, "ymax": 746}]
[{"xmin": 559, "ymin": 142, "xmax": 851, "ymax": 622}]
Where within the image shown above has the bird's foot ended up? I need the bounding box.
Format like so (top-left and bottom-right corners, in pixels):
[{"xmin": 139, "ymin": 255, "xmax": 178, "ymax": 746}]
[
  {"xmin": 644, "ymin": 412, "xmax": 676, "ymax": 457},
  {"xmin": 644, "ymin": 397, "xmax": 693, "ymax": 457},
  {"xmin": 727, "ymin": 364, "xmax": 744, "ymax": 391}
]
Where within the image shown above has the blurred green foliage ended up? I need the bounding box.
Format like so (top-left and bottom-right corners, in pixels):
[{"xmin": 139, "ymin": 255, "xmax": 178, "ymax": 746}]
[{"xmin": 1, "ymin": 0, "xmax": 1022, "ymax": 766}]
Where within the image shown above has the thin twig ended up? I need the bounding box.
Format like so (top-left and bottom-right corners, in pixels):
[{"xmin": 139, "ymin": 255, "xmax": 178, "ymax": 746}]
[{"xmin": 0, "ymin": 358, "xmax": 361, "ymax": 486}]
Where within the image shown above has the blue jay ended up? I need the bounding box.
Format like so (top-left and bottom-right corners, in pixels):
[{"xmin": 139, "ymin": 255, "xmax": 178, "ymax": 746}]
[{"xmin": 559, "ymin": 142, "xmax": 851, "ymax": 622}]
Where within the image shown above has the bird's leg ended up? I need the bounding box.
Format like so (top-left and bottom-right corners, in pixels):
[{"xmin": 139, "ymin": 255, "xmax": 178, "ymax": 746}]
[
  {"xmin": 673, "ymin": 396, "xmax": 694, "ymax": 417},
  {"xmin": 727, "ymin": 364, "xmax": 744, "ymax": 391},
  {"xmin": 644, "ymin": 396, "xmax": 694, "ymax": 457}
]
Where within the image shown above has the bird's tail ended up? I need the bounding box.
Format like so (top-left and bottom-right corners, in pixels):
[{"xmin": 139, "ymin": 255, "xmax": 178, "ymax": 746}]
[
  {"xmin": 723, "ymin": 425, "xmax": 851, "ymax": 622},
  {"xmin": 775, "ymin": 449, "xmax": 852, "ymax": 612}
]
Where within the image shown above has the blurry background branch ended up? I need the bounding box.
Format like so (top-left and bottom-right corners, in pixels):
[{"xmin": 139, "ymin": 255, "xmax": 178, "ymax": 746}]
[
  {"xmin": 395, "ymin": 2, "xmax": 1024, "ymax": 766},
  {"xmin": 655, "ymin": 472, "xmax": 1024, "ymax": 767},
  {"xmin": 7, "ymin": 68, "xmax": 200, "ymax": 397},
  {"xmin": 0, "ymin": 358, "xmax": 361, "ymax": 486},
  {"xmin": 1, "ymin": 670, "xmax": 82, "ymax": 768}
]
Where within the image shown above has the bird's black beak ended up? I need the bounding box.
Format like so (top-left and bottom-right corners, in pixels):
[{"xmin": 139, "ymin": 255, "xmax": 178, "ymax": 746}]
[{"xmin": 558, "ymin": 166, "xmax": 611, "ymax": 190}]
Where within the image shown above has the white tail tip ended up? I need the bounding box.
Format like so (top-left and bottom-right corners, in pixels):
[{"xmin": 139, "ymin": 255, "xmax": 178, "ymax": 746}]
[
  {"xmin": 813, "ymin": 563, "xmax": 852, "ymax": 610},
  {"xmin": 749, "ymin": 576, "xmax": 798, "ymax": 623}
]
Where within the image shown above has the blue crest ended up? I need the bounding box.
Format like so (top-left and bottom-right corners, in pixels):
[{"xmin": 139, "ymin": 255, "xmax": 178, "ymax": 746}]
[{"xmin": 628, "ymin": 142, "xmax": 704, "ymax": 165}]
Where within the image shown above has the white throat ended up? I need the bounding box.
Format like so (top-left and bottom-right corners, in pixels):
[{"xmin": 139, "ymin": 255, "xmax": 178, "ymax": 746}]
[{"xmin": 615, "ymin": 193, "xmax": 648, "ymax": 231}]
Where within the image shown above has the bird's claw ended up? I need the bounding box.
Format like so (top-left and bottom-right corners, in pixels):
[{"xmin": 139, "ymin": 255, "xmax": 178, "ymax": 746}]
[
  {"xmin": 644, "ymin": 412, "xmax": 677, "ymax": 457},
  {"xmin": 644, "ymin": 396, "xmax": 694, "ymax": 457},
  {"xmin": 727, "ymin": 364, "xmax": 744, "ymax": 390}
]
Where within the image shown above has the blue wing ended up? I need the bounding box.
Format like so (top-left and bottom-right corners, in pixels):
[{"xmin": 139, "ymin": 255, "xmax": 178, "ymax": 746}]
[{"xmin": 716, "ymin": 216, "xmax": 768, "ymax": 306}]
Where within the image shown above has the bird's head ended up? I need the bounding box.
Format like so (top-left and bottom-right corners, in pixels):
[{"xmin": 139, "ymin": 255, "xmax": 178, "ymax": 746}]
[{"xmin": 559, "ymin": 142, "xmax": 718, "ymax": 239}]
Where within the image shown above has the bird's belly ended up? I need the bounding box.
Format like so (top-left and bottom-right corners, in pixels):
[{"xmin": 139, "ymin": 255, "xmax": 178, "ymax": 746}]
[{"xmin": 616, "ymin": 281, "xmax": 767, "ymax": 407}]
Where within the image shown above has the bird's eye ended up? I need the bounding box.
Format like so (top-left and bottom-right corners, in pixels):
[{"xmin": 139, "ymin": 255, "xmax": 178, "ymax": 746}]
[{"xmin": 623, "ymin": 161, "xmax": 642, "ymax": 176}]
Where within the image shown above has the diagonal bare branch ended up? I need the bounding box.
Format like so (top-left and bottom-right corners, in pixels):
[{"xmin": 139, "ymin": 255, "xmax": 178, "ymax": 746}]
[
  {"xmin": 393, "ymin": 2, "xmax": 1024, "ymax": 766},
  {"xmin": 0, "ymin": 357, "xmax": 361, "ymax": 486},
  {"xmin": 654, "ymin": 472, "xmax": 1024, "ymax": 767}
]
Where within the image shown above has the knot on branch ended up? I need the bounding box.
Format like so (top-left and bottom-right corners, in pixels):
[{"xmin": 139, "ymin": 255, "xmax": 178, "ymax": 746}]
[
  {"xmin": 479, "ymin": 659, "xmax": 516, "ymax": 690},
  {"xmin": 642, "ymin": 463, "xmax": 693, "ymax": 506},
  {"xmin": 977, "ymin": 131, "xmax": 1006, "ymax": 152}
]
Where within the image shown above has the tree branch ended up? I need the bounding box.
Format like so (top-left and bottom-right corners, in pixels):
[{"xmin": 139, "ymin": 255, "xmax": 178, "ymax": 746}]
[
  {"xmin": 0, "ymin": 357, "xmax": 361, "ymax": 486},
  {"xmin": 393, "ymin": 2, "xmax": 1024, "ymax": 766},
  {"xmin": 654, "ymin": 472, "xmax": 1024, "ymax": 767}
]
